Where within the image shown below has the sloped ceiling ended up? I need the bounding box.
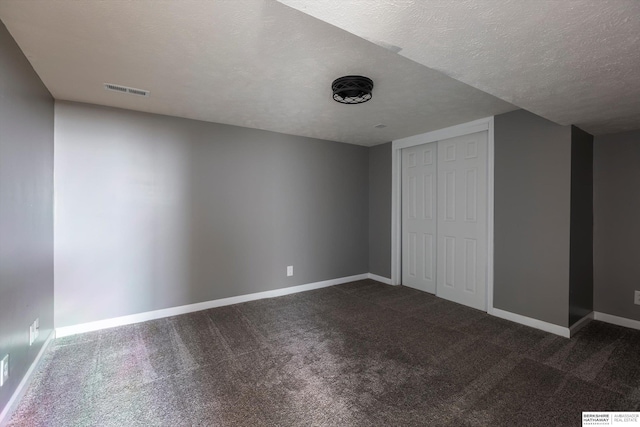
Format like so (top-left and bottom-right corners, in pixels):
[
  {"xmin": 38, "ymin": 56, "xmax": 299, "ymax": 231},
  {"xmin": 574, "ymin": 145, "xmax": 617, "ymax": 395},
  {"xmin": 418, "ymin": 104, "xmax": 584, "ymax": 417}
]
[{"xmin": 278, "ymin": 0, "xmax": 640, "ymax": 136}]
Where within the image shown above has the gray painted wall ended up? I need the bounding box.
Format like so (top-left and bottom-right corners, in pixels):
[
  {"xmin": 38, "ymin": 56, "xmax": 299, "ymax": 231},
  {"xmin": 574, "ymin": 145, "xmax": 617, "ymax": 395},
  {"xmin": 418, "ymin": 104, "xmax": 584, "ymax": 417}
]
[
  {"xmin": 569, "ymin": 126, "xmax": 594, "ymax": 325},
  {"xmin": 0, "ymin": 21, "xmax": 54, "ymax": 411},
  {"xmin": 54, "ymin": 101, "xmax": 369, "ymax": 328},
  {"xmin": 368, "ymin": 142, "xmax": 392, "ymax": 278},
  {"xmin": 594, "ymin": 130, "xmax": 640, "ymax": 322},
  {"xmin": 494, "ymin": 110, "xmax": 572, "ymax": 327}
]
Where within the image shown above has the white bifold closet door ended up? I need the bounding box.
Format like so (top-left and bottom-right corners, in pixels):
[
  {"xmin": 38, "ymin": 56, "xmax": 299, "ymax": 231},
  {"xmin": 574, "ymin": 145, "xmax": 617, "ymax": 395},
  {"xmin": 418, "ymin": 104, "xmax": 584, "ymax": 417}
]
[
  {"xmin": 402, "ymin": 131, "xmax": 488, "ymax": 311},
  {"xmin": 402, "ymin": 144, "xmax": 437, "ymax": 293}
]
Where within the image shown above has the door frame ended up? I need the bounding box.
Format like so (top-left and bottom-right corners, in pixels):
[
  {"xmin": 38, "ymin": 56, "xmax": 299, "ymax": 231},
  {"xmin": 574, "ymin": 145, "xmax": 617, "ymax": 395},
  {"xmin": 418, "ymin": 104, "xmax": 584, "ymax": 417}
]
[{"xmin": 391, "ymin": 116, "xmax": 495, "ymax": 312}]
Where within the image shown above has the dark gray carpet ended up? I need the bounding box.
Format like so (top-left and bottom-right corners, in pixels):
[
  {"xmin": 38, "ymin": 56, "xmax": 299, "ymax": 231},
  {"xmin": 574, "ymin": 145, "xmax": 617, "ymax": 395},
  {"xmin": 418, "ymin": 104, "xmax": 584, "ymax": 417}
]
[{"xmin": 8, "ymin": 280, "xmax": 640, "ymax": 426}]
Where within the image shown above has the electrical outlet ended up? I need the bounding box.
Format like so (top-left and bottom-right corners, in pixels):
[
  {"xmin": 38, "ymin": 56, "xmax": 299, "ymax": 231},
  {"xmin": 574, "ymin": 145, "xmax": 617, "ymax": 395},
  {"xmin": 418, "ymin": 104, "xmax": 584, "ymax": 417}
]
[
  {"xmin": 0, "ymin": 354, "xmax": 8, "ymax": 387},
  {"xmin": 29, "ymin": 318, "xmax": 40, "ymax": 346},
  {"xmin": 635, "ymin": 290, "xmax": 640, "ymax": 306},
  {"xmin": 287, "ymin": 266, "xmax": 293, "ymax": 277}
]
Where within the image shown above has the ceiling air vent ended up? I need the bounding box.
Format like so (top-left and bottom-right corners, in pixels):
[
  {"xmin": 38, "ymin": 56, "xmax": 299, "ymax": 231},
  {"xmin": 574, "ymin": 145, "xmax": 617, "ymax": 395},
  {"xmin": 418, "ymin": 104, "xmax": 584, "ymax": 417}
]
[{"xmin": 104, "ymin": 83, "xmax": 149, "ymax": 97}]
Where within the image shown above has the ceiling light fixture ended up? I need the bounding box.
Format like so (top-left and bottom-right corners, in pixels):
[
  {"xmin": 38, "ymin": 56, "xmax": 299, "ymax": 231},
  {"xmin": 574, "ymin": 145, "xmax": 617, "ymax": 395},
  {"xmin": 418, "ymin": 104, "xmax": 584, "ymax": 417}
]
[{"xmin": 332, "ymin": 75, "xmax": 374, "ymax": 104}]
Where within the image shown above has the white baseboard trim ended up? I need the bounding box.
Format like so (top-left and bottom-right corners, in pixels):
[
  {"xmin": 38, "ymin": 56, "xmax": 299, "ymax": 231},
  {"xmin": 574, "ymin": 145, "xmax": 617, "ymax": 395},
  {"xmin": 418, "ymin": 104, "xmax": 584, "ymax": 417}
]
[
  {"xmin": 594, "ymin": 311, "xmax": 640, "ymax": 331},
  {"xmin": 569, "ymin": 312, "xmax": 594, "ymax": 336},
  {"xmin": 56, "ymin": 273, "xmax": 369, "ymax": 338},
  {"xmin": 489, "ymin": 307, "xmax": 570, "ymax": 338},
  {"xmin": 0, "ymin": 330, "xmax": 55, "ymax": 427},
  {"xmin": 367, "ymin": 273, "xmax": 392, "ymax": 285}
]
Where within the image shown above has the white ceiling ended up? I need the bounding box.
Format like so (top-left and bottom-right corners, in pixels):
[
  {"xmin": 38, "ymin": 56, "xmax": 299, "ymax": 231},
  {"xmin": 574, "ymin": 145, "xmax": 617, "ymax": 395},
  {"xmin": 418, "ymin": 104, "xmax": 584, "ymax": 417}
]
[
  {"xmin": 0, "ymin": 0, "xmax": 515, "ymax": 146},
  {"xmin": 1, "ymin": 1, "xmax": 636, "ymax": 146},
  {"xmin": 278, "ymin": 0, "xmax": 640, "ymax": 136}
]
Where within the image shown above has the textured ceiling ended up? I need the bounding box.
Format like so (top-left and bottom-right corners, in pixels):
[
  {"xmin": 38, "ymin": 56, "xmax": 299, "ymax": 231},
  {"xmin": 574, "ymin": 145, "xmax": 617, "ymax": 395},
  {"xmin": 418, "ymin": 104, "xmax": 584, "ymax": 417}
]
[
  {"xmin": 278, "ymin": 0, "xmax": 640, "ymax": 136},
  {"xmin": 0, "ymin": 0, "xmax": 516, "ymax": 146}
]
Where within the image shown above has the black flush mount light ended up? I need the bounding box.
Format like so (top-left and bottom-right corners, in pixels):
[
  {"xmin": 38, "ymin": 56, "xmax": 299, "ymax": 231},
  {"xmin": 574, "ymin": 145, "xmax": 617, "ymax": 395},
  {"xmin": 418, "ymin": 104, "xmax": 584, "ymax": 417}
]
[{"xmin": 332, "ymin": 75, "xmax": 374, "ymax": 104}]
